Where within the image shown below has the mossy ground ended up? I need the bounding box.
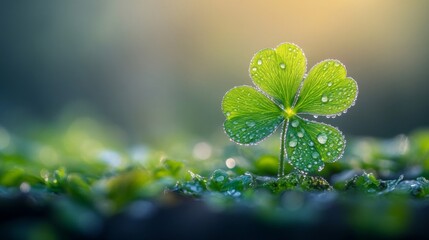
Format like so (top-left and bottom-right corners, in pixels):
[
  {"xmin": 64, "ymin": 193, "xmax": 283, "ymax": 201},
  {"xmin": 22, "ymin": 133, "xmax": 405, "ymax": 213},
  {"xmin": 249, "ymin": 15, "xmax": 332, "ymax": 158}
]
[{"xmin": 1, "ymin": 119, "xmax": 429, "ymax": 239}]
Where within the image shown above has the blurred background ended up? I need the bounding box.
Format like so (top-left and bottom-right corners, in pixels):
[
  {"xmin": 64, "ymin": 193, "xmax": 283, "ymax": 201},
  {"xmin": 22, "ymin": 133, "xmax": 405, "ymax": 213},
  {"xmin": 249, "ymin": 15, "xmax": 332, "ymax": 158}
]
[
  {"xmin": 1, "ymin": 0, "xmax": 429, "ymax": 146},
  {"xmin": 2, "ymin": 3, "xmax": 429, "ymax": 238}
]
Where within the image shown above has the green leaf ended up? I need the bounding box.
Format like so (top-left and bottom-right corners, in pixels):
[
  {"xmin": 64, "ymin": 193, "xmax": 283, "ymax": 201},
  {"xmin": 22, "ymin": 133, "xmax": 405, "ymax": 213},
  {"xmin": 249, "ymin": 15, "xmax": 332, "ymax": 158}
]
[
  {"xmin": 175, "ymin": 171, "xmax": 207, "ymax": 196},
  {"xmin": 264, "ymin": 172, "xmax": 332, "ymax": 193},
  {"xmin": 343, "ymin": 173, "xmax": 405, "ymax": 195},
  {"xmin": 285, "ymin": 116, "xmax": 345, "ymax": 173},
  {"xmin": 250, "ymin": 43, "xmax": 306, "ymax": 108},
  {"xmin": 294, "ymin": 60, "xmax": 357, "ymax": 115},
  {"xmin": 222, "ymin": 86, "xmax": 284, "ymax": 145},
  {"xmin": 224, "ymin": 173, "xmax": 254, "ymax": 193},
  {"xmin": 207, "ymin": 169, "xmax": 230, "ymax": 191}
]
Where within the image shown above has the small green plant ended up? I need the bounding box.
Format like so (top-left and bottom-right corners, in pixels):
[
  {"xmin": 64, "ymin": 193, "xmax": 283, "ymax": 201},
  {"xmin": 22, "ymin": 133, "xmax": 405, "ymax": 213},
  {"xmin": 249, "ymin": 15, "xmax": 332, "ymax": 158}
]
[{"xmin": 222, "ymin": 43, "xmax": 358, "ymax": 176}]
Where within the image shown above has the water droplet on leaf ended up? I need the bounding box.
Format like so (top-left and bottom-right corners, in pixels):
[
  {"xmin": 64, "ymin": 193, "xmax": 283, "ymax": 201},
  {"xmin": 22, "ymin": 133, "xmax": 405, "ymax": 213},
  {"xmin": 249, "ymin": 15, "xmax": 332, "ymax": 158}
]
[
  {"xmin": 246, "ymin": 121, "xmax": 256, "ymax": 127},
  {"xmin": 291, "ymin": 120, "xmax": 299, "ymax": 127},
  {"xmin": 312, "ymin": 152, "xmax": 319, "ymax": 159},
  {"xmin": 317, "ymin": 133, "xmax": 328, "ymax": 144},
  {"xmin": 321, "ymin": 95, "xmax": 328, "ymax": 103},
  {"xmin": 216, "ymin": 176, "xmax": 225, "ymax": 182},
  {"xmin": 289, "ymin": 139, "xmax": 298, "ymax": 147}
]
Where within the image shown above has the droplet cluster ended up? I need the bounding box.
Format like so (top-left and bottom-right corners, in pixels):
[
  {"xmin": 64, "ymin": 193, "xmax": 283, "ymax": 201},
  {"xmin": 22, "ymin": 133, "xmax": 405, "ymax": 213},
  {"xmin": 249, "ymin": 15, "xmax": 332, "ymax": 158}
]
[
  {"xmin": 249, "ymin": 43, "xmax": 306, "ymax": 107},
  {"xmin": 222, "ymin": 86, "xmax": 284, "ymax": 145},
  {"xmin": 286, "ymin": 117, "xmax": 345, "ymax": 172},
  {"xmin": 296, "ymin": 60, "xmax": 357, "ymax": 115}
]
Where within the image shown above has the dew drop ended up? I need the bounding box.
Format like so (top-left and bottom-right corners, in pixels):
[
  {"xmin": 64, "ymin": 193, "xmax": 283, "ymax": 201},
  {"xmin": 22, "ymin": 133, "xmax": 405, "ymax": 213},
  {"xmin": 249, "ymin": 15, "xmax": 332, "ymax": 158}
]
[
  {"xmin": 257, "ymin": 59, "xmax": 262, "ymax": 65},
  {"xmin": 308, "ymin": 141, "xmax": 314, "ymax": 146},
  {"xmin": 233, "ymin": 121, "xmax": 238, "ymax": 125},
  {"xmin": 226, "ymin": 112, "xmax": 231, "ymax": 117},
  {"xmin": 328, "ymin": 82, "xmax": 332, "ymax": 87},
  {"xmin": 289, "ymin": 139, "xmax": 298, "ymax": 147},
  {"xmin": 317, "ymin": 133, "xmax": 328, "ymax": 144},
  {"xmin": 291, "ymin": 120, "xmax": 299, "ymax": 127},
  {"xmin": 313, "ymin": 115, "xmax": 318, "ymax": 119},
  {"xmin": 334, "ymin": 62, "xmax": 340, "ymax": 67},
  {"xmin": 297, "ymin": 132, "xmax": 304, "ymax": 138},
  {"xmin": 252, "ymin": 67, "xmax": 257, "ymax": 71},
  {"xmin": 321, "ymin": 95, "xmax": 328, "ymax": 103},
  {"xmin": 216, "ymin": 176, "xmax": 225, "ymax": 182},
  {"xmin": 246, "ymin": 121, "xmax": 256, "ymax": 127},
  {"xmin": 280, "ymin": 63, "xmax": 286, "ymax": 69},
  {"xmin": 312, "ymin": 152, "xmax": 319, "ymax": 159}
]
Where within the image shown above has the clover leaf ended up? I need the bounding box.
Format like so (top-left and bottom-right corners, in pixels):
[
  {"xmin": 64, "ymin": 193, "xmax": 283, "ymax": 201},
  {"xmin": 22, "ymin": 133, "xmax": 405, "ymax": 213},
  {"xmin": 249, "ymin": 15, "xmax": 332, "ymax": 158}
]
[{"xmin": 222, "ymin": 43, "xmax": 358, "ymax": 176}]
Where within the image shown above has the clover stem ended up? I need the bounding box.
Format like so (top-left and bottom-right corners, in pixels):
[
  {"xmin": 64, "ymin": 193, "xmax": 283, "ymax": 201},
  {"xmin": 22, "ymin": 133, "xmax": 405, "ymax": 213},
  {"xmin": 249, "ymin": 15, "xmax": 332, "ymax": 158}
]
[{"xmin": 278, "ymin": 120, "xmax": 288, "ymax": 178}]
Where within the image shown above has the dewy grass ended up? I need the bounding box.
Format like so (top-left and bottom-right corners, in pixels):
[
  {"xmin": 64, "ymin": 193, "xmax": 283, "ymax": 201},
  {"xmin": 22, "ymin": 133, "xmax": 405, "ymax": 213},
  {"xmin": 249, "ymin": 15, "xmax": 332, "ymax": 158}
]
[{"xmin": 222, "ymin": 43, "xmax": 358, "ymax": 177}]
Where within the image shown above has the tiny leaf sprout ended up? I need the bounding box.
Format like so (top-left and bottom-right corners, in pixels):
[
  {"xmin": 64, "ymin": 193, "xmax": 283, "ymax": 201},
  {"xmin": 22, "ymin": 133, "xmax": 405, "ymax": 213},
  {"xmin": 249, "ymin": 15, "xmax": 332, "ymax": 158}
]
[{"xmin": 222, "ymin": 43, "xmax": 358, "ymax": 177}]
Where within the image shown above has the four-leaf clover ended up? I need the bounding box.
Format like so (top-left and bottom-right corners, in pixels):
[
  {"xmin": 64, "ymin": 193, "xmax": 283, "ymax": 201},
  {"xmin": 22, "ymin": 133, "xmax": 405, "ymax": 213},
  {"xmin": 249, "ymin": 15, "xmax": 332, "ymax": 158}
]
[{"xmin": 222, "ymin": 43, "xmax": 358, "ymax": 176}]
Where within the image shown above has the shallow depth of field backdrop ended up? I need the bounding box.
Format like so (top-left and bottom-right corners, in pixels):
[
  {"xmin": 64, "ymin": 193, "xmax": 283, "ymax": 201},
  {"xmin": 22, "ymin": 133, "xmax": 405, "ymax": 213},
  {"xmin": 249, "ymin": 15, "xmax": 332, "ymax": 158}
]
[
  {"xmin": 2, "ymin": 1, "xmax": 429, "ymax": 239},
  {"xmin": 1, "ymin": 0, "xmax": 429, "ymax": 145}
]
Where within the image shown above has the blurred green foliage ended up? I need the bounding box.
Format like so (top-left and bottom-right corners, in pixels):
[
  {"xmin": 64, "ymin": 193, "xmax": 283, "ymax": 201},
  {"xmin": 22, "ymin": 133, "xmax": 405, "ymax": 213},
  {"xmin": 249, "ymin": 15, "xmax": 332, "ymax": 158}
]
[{"xmin": 2, "ymin": 117, "xmax": 429, "ymax": 238}]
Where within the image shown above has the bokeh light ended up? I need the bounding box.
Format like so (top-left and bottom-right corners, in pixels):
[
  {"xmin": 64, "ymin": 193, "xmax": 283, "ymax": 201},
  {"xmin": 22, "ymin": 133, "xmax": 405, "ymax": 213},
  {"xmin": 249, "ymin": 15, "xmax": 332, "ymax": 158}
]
[{"xmin": 1, "ymin": 0, "xmax": 429, "ymax": 144}]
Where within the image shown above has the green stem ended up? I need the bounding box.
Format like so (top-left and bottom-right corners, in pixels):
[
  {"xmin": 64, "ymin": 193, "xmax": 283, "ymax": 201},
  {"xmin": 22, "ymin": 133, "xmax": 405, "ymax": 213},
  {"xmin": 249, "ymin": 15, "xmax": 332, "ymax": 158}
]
[{"xmin": 278, "ymin": 120, "xmax": 288, "ymax": 178}]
